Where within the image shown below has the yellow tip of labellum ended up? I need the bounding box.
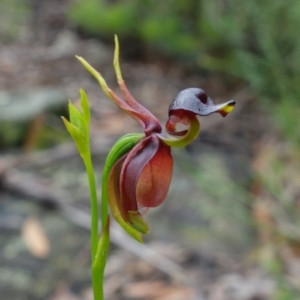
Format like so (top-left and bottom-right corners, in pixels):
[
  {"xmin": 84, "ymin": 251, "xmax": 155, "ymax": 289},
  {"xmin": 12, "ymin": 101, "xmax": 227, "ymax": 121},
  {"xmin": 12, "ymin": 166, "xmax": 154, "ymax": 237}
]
[{"xmin": 217, "ymin": 100, "xmax": 236, "ymax": 117}]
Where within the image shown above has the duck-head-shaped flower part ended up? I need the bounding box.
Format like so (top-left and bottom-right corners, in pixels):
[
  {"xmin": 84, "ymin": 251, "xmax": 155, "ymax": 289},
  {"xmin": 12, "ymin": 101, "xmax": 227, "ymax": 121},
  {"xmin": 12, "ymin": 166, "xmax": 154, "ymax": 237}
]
[{"xmin": 76, "ymin": 36, "xmax": 235, "ymax": 242}]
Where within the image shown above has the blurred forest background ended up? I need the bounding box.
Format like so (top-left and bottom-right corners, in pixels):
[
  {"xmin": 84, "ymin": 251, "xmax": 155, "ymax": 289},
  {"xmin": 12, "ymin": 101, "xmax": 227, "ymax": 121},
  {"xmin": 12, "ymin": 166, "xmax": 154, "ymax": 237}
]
[{"xmin": 0, "ymin": 0, "xmax": 300, "ymax": 299}]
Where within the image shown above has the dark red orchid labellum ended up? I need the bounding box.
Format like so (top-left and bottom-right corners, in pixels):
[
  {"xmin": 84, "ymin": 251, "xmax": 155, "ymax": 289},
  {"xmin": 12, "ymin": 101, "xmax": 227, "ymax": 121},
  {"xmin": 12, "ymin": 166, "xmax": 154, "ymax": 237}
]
[{"xmin": 166, "ymin": 88, "xmax": 236, "ymax": 137}]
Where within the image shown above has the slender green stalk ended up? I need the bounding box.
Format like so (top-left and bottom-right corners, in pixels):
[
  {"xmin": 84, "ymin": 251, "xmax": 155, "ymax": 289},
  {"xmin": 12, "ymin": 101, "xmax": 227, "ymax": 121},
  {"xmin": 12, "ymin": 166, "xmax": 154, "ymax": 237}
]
[
  {"xmin": 91, "ymin": 271, "xmax": 103, "ymax": 300},
  {"xmin": 92, "ymin": 218, "xmax": 110, "ymax": 300},
  {"xmin": 82, "ymin": 153, "xmax": 99, "ymax": 262},
  {"xmin": 82, "ymin": 152, "xmax": 110, "ymax": 300}
]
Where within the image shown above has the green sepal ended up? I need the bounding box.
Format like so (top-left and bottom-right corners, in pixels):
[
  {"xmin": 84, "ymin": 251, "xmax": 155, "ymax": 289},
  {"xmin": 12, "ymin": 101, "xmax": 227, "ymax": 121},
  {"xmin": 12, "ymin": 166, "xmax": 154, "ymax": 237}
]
[
  {"xmin": 101, "ymin": 133, "xmax": 145, "ymax": 243},
  {"xmin": 76, "ymin": 55, "xmax": 112, "ymax": 100},
  {"xmin": 128, "ymin": 211, "xmax": 149, "ymax": 234},
  {"xmin": 80, "ymin": 88, "xmax": 90, "ymax": 125}
]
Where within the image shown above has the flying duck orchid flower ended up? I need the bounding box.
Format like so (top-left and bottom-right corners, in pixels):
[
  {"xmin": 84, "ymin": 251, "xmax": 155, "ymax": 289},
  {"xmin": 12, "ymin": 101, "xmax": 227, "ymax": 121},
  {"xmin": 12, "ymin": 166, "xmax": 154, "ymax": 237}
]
[{"xmin": 75, "ymin": 36, "xmax": 235, "ymax": 242}]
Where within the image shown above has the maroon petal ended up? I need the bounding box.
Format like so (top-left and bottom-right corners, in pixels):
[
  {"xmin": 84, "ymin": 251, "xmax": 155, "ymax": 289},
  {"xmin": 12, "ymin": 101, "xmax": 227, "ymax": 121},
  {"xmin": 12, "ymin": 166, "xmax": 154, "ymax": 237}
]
[
  {"xmin": 107, "ymin": 153, "xmax": 148, "ymax": 237},
  {"xmin": 107, "ymin": 88, "xmax": 161, "ymax": 134},
  {"xmin": 120, "ymin": 135, "xmax": 160, "ymax": 218},
  {"xmin": 136, "ymin": 140, "xmax": 173, "ymax": 208},
  {"xmin": 118, "ymin": 81, "xmax": 162, "ymax": 134},
  {"xmin": 107, "ymin": 154, "xmax": 128, "ymax": 222}
]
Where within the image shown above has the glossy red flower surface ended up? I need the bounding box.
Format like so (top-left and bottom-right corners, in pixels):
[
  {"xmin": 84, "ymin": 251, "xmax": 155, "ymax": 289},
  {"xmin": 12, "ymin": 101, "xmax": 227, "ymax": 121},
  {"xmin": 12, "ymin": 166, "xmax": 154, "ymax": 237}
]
[{"xmin": 106, "ymin": 103, "xmax": 173, "ymax": 233}]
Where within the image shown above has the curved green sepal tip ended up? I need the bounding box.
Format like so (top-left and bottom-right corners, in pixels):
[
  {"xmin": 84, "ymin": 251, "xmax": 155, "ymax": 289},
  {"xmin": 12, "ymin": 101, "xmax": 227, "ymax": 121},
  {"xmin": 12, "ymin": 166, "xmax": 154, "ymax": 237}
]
[
  {"xmin": 76, "ymin": 55, "xmax": 112, "ymax": 100},
  {"xmin": 79, "ymin": 88, "xmax": 90, "ymax": 124},
  {"xmin": 128, "ymin": 211, "xmax": 149, "ymax": 234}
]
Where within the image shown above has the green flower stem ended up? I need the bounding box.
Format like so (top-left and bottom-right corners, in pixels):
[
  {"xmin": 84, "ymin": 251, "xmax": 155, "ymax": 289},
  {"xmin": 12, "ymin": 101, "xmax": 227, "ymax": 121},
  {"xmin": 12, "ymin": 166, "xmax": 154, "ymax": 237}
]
[
  {"xmin": 79, "ymin": 92, "xmax": 109, "ymax": 300},
  {"xmin": 92, "ymin": 217, "xmax": 110, "ymax": 300},
  {"xmin": 82, "ymin": 153, "xmax": 99, "ymax": 262},
  {"xmin": 82, "ymin": 152, "xmax": 109, "ymax": 300}
]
